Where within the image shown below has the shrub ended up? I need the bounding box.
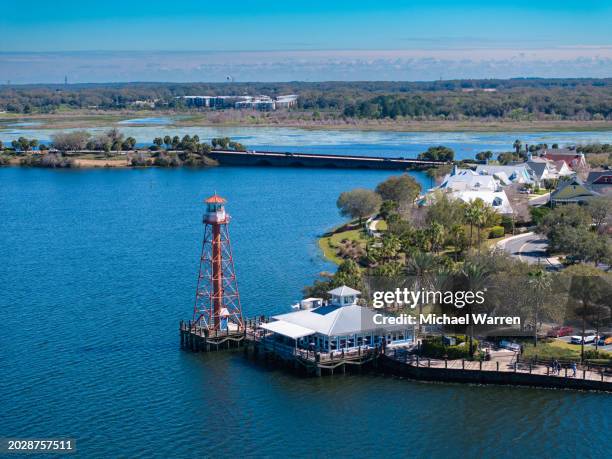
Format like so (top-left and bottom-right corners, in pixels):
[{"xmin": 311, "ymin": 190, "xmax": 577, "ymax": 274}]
[
  {"xmin": 489, "ymin": 226, "xmax": 505, "ymax": 238},
  {"xmin": 420, "ymin": 335, "xmax": 478, "ymax": 359},
  {"xmin": 501, "ymin": 215, "xmax": 513, "ymax": 233}
]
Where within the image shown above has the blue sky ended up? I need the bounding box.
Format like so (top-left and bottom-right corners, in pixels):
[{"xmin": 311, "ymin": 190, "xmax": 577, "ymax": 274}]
[{"xmin": 1, "ymin": 0, "xmax": 611, "ymax": 82}]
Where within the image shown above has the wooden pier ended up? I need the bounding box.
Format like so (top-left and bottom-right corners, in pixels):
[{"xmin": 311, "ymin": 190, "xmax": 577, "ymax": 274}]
[
  {"xmin": 382, "ymin": 349, "xmax": 612, "ymax": 392},
  {"xmin": 179, "ymin": 318, "xmax": 384, "ymax": 376}
]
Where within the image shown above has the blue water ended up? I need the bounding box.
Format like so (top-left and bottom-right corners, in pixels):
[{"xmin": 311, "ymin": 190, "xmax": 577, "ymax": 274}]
[
  {"xmin": 1, "ymin": 126, "xmax": 611, "ymax": 161},
  {"xmin": 117, "ymin": 117, "xmax": 173, "ymax": 126},
  {"xmin": 1, "ymin": 165, "xmax": 610, "ymax": 457}
]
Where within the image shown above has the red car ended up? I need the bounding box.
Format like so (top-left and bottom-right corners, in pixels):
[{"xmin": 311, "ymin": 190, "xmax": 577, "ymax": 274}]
[{"xmin": 547, "ymin": 326, "xmax": 574, "ymax": 338}]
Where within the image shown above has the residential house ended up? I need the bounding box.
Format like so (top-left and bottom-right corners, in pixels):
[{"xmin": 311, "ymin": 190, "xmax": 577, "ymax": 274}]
[
  {"xmin": 542, "ymin": 148, "xmax": 587, "ymax": 170},
  {"xmin": 550, "ymin": 177, "xmax": 604, "ymax": 205},
  {"xmin": 474, "ymin": 164, "xmax": 534, "ymax": 185},
  {"xmin": 586, "ymin": 171, "xmax": 612, "ymax": 195},
  {"xmin": 422, "ymin": 165, "xmax": 514, "ymax": 214}
]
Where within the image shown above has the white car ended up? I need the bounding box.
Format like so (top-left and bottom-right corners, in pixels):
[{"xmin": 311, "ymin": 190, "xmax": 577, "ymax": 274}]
[{"xmin": 570, "ymin": 335, "xmax": 596, "ymax": 344}]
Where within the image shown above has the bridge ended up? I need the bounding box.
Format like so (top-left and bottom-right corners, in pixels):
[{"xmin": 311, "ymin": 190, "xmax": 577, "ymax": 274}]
[{"xmin": 207, "ymin": 150, "xmax": 449, "ymax": 170}]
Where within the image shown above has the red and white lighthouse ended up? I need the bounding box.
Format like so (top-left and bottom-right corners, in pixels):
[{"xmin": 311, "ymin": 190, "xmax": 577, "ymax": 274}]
[{"xmin": 192, "ymin": 194, "xmax": 244, "ymax": 331}]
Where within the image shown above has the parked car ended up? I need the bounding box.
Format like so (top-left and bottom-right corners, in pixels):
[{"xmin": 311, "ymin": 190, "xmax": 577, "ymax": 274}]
[
  {"xmin": 570, "ymin": 335, "xmax": 596, "ymax": 345},
  {"xmin": 597, "ymin": 335, "xmax": 612, "ymax": 346},
  {"xmin": 547, "ymin": 326, "xmax": 574, "ymax": 338}
]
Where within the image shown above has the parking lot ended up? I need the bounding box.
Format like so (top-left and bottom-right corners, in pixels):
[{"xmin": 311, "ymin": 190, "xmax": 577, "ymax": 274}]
[{"xmin": 556, "ymin": 335, "xmax": 612, "ymax": 352}]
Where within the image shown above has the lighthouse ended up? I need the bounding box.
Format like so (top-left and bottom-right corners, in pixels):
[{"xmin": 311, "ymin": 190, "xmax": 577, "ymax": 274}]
[{"xmin": 192, "ymin": 194, "xmax": 244, "ymax": 331}]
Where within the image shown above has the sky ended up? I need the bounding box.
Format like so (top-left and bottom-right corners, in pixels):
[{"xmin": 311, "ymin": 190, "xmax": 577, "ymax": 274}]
[{"xmin": 1, "ymin": 0, "xmax": 612, "ymax": 83}]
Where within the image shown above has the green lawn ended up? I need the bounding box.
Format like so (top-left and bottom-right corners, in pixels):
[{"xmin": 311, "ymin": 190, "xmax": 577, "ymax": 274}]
[
  {"xmin": 318, "ymin": 224, "xmax": 367, "ymax": 265},
  {"xmin": 375, "ymin": 220, "xmax": 388, "ymax": 231},
  {"xmin": 521, "ymin": 339, "xmax": 612, "ymax": 361}
]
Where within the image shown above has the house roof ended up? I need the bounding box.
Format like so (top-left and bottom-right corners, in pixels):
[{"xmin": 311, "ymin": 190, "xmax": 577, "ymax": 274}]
[
  {"xmin": 259, "ymin": 320, "xmax": 316, "ymax": 339},
  {"xmin": 551, "ymin": 178, "xmax": 601, "ymax": 202},
  {"xmin": 205, "ymin": 194, "xmax": 226, "ymax": 204},
  {"xmin": 272, "ymin": 304, "xmax": 404, "ymax": 336},
  {"xmin": 440, "ymin": 172, "xmax": 499, "ymax": 192},
  {"xmin": 474, "ymin": 164, "xmax": 532, "ymax": 183},
  {"xmin": 587, "ymin": 171, "xmax": 612, "ymax": 184},
  {"xmin": 526, "ymin": 161, "xmax": 552, "ymax": 180},
  {"xmin": 328, "ymin": 285, "xmax": 361, "ymax": 296},
  {"xmin": 543, "ymin": 148, "xmax": 579, "ymax": 157},
  {"xmin": 452, "ymin": 190, "xmax": 514, "ymax": 214}
]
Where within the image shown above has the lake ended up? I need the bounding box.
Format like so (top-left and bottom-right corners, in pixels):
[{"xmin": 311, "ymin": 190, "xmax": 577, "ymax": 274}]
[
  {"xmin": 1, "ymin": 131, "xmax": 611, "ymax": 458},
  {"xmin": 1, "ymin": 125, "xmax": 612, "ymax": 161}
]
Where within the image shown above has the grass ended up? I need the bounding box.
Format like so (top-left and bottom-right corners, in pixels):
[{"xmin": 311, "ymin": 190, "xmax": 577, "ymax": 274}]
[
  {"xmin": 318, "ymin": 223, "xmax": 368, "ymax": 265},
  {"xmin": 521, "ymin": 339, "xmax": 612, "ymax": 361},
  {"xmin": 3, "ymin": 110, "xmax": 612, "ymax": 132},
  {"xmin": 375, "ymin": 220, "xmax": 388, "ymax": 231}
]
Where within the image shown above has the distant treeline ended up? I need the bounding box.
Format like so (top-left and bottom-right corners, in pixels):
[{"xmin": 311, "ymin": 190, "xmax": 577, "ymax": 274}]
[{"xmin": 2, "ymin": 78, "xmax": 612, "ymax": 120}]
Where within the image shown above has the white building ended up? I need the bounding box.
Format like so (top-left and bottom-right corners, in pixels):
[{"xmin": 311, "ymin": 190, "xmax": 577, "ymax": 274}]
[
  {"xmin": 260, "ymin": 286, "xmax": 413, "ymax": 353},
  {"xmin": 421, "ymin": 164, "xmax": 514, "ymax": 214},
  {"xmin": 474, "ymin": 164, "xmax": 534, "ymax": 185},
  {"xmin": 452, "ymin": 190, "xmax": 514, "ymax": 215}
]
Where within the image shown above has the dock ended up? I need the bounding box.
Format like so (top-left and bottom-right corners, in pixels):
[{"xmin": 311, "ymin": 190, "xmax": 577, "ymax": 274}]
[
  {"xmin": 180, "ymin": 318, "xmax": 384, "ymax": 376},
  {"xmin": 180, "ymin": 320, "xmax": 612, "ymax": 391},
  {"xmin": 207, "ymin": 150, "xmax": 449, "ymax": 170},
  {"xmin": 382, "ymin": 349, "xmax": 612, "ymax": 392}
]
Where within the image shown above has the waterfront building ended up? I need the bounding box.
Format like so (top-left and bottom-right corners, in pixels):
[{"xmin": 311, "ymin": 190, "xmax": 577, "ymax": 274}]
[
  {"xmin": 438, "ymin": 167, "xmax": 501, "ymax": 192},
  {"xmin": 179, "ymin": 94, "xmax": 297, "ymax": 111},
  {"xmin": 421, "ymin": 165, "xmax": 514, "ymax": 214},
  {"xmin": 259, "ymin": 286, "xmax": 413, "ymax": 353}
]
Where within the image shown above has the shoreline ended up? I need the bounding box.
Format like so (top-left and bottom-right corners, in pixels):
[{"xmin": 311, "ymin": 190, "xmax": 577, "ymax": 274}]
[{"xmin": 2, "ymin": 111, "xmax": 612, "ymax": 132}]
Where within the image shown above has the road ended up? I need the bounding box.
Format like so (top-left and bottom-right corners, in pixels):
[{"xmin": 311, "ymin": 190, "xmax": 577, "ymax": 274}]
[{"xmin": 497, "ymin": 232, "xmax": 561, "ymax": 268}]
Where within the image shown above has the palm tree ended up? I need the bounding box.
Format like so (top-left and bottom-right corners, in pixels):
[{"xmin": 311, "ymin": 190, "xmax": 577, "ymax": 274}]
[
  {"xmin": 406, "ymin": 251, "xmax": 437, "ymax": 335},
  {"xmin": 461, "ymin": 260, "xmax": 491, "ymax": 356},
  {"xmin": 476, "ymin": 205, "xmax": 500, "ymax": 254},
  {"xmin": 464, "ymin": 199, "xmax": 484, "ymax": 250},
  {"xmin": 527, "ymin": 268, "xmax": 552, "ymax": 347},
  {"xmin": 426, "ymin": 221, "xmax": 445, "ymax": 254}
]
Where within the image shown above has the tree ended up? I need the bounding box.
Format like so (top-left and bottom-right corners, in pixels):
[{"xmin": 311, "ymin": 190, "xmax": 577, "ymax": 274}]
[
  {"xmin": 475, "ymin": 151, "xmax": 493, "ymax": 162},
  {"xmin": 336, "ymin": 189, "xmax": 382, "ymax": 225},
  {"xmin": 375, "ymin": 175, "xmax": 421, "ymax": 211},
  {"xmin": 406, "ymin": 251, "xmax": 437, "ymax": 335},
  {"xmin": 527, "ymin": 268, "xmax": 552, "ymax": 347},
  {"xmin": 51, "ymin": 131, "xmax": 90, "ymax": 152},
  {"xmin": 122, "ymin": 137, "xmax": 136, "ymax": 151},
  {"xmin": 497, "ymin": 152, "xmax": 519, "ymax": 165},
  {"xmin": 476, "ymin": 204, "xmax": 501, "ymax": 253},
  {"xmin": 426, "ymin": 193, "xmax": 466, "ymax": 229},
  {"xmin": 586, "ymin": 197, "xmax": 611, "ymax": 232},
  {"xmin": 153, "ymin": 137, "xmax": 163, "ymax": 148},
  {"xmin": 464, "ymin": 199, "xmax": 484, "ymax": 249},
  {"xmin": 418, "ymin": 146, "xmax": 454, "ymax": 162},
  {"xmin": 425, "ymin": 164, "xmax": 452, "ymax": 187},
  {"xmin": 461, "ymin": 260, "xmax": 491, "ymax": 356},
  {"xmin": 426, "ymin": 221, "xmax": 445, "ymax": 254},
  {"xmin": 563, "ymin": 265, "xmax": 612, "ymax": 361},
  {"xmin": 163, "ymin": 135, "xmax": 172, "ymax": 149},
  {"xmin": 12, "ymin": 137, "xmax": 37, "ymax": 153}
]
